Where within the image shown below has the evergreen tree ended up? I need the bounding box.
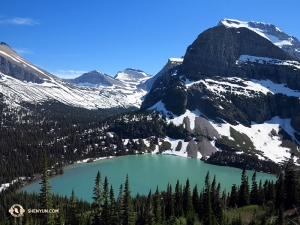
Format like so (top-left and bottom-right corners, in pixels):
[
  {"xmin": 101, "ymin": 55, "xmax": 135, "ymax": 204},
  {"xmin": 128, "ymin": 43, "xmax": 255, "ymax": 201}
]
[
  {"xmin": 203, "ymin": 171, "xmax": 217, "ymax": 225},
  {"xmin": 116, "ymin": 184, "xmax": 123, "ymax": 225},
  {"xmin": 275, "ymin": 173, "xmax": 285, "ymax": 209},
  {"xmin": 257, "ymin": 180, "xmax": 265, "ymax": 206},
  {"xmin": 65, "ymin": 189, "xmax": 79, "ymax": 225},
  {"xmin": 250, "ymin": 172, "xmax": 258, "ymax": 205},
  {"xmin": 238, "ymin": 166, "xmax": 250, "ymax": 207},
  {"xmin": 39, "ymin": 151, "xmax": 55, "ymax": 225},
  {"xmin": 192, "ymin": 185, "xmax": 199, "ymax": 214},
  {"xmin": 92, "ymin": 170, "xmax": 103, "ymax": 225},
  {"xmin": 102, "ymin": 176, "xmax": 110, "ymax": 225},
  {"xmin": 229, "ymin": 184, "xmax": 238, "ymax": 208},
  {"xmin": 174, "ymin": 180, "xmax": 183, "ymax": 217},
  {"xmin": 109, "ymin": 185, "xmax": 118, "ymax": 225},
  {"xmin": 153, "ymin": 186, "xmax": 162, "ymax": 224},
  {"xmin": 165, "ymin": 184, "xmax": 174, "ymax": 221},
  {"xmin": 284, "ymin": 155, "xmax": 299, "ymax": 209},
  {"xmin": 182, "ymin": 179, "xmax": 193, "ymax": 216},
  {"xmin": 144, "ymin": 190, "xmax": 153, "ymax": 225},
  {"xmin": 121, "ymin": 174, "xmax": 135, "ymax": 225}
]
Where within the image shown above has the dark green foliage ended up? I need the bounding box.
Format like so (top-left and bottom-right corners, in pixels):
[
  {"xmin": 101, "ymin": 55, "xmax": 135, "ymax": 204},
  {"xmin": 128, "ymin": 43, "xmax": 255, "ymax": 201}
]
[
  {"xmin": 206, "ymin": 151, "xmax": 281, "ymax": 174},
  {"xmin": 92, "ymin": 170, "xmax": 102, "ymax": 225},
  {"xmin": 102, "ymin": 176, "xmax": 110, "ymax": 225},
  {"xmin": 121, "ymin": 175, "xmax": 135, "ymax": 225},
  {"xmin": 175, "ymin": 141, "xmax": 182, "ymax": 151},
  {"xmin": 159, "ymin": 140, "xmax": 172, "ymax": 152},
  {"xmin": 153, "ymin": 186, "xmax": 162, "ymax": 224},
  {"xmin": 250, "ymin": 172, "xmax": 258, "ymax": 205},
  {"xmin": 238, "ymin": 167, "xmax": 250, "ymax": 207},
  {"xmin": 39, "ymin": 151, "xmax": 55, "ymax": 225},
  {"xmin": 65, "ymin": 189, "xmax": 79, "ymax": 225},
  {"xmin": 182, "ymin": 179, "xmax": 193, "ymax": 216},
  {"xmin": 174, "ymin": 180, "xmax": 183, "ymax": 217}
]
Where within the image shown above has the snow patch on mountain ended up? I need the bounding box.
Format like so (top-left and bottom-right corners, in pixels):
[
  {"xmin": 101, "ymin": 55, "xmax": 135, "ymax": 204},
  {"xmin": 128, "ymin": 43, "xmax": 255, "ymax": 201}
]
[
  {"xmin": 237, "ymin": 55, "xmax": 300, "ymax": 70},
  {"xmin": 184, "ymin": 76, "xmax": 300, "ymax": 98},
  {"xmin": 148, "ymin": 100, "xmax": 299, "ymax": 164},
  {"xmin": 219, "ymin": 19, "xmax": 294, "ymax": 48},
  {"xmin": 211, "ymin": 117, "xmax": 298, "ymax": 163},
  {"xmin": 0, "ymin": 72, "xmax": 143, "ymax": 109},
  {"xmin": 114, "ymin": 68, "xmax": 152, "ymax": 88}
]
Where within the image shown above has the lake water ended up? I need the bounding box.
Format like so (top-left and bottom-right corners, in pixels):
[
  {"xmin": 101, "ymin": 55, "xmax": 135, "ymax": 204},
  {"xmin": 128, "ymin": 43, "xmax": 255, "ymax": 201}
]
[{"xmin": 20, "ymin": 155, "xmax": 277, "ymax": 202}]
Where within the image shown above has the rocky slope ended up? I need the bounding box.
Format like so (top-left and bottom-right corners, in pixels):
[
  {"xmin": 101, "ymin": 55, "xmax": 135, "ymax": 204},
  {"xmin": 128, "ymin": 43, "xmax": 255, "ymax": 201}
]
[{"xmin": 142, "ymin": 22, "xmax": 300, "ymax": 164}]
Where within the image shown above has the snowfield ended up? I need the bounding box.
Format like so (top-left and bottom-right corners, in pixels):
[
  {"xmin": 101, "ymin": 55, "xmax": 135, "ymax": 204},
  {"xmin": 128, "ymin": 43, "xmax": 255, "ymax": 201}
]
[{"xmin": 220, "ymin": 19, "xmax": 295, "ymax": 49}]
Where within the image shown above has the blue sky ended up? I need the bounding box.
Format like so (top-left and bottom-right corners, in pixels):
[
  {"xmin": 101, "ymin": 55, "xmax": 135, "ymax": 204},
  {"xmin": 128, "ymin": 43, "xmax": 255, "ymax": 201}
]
[{"xmin": 1, "ymin": 0, "xmax": 300, "ymax": 78}]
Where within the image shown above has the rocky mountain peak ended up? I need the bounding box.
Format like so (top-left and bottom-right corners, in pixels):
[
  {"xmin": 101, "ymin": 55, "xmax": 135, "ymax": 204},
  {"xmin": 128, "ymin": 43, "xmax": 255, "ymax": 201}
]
[
  {"xmin": 64, "ymin": 70, "xmax": 124, "ymax": 87},
  {"xmin": 180, "ymin": 25, "xmax": 295, "ymax": 82},
  {"xmin": 114, "ymin": 68, "xmax": 152, "ymax": 87},
  {"xmin": 219, "ymin": 18, "xmax": 300, "ymax": 60}
]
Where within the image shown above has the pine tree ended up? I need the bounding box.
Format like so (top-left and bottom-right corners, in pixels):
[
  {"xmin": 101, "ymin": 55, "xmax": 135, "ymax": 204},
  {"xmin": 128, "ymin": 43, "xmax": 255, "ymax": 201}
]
[
  {"xmin": 122, "ymin": 174, "xmax": 135, "ymax": 225},
  {"xmin": 284, "ymin": 155, "xmax": 299, "ymax": 209},
  {"xmin": 65, "ymin": 189, "xmax": 79, "ymax": 225},
  {"xmin": 109, "ymin": 185, "xmax": 118, "ymax": 225},
  {"xmin": 182, "ymin": 179, "xmax": 193, "ymax": 216},
  {"xmin": 116, "ymin": 184, "xmax": 123, "ymax": 225},
  {"xmin": 102, "ymin": 176, "xmax": 110, "ymax": 225},
  {"xmin": 153, "ymin": 186, "xmax": 162, "ymax": 224},
  {"xmin": 250, "ymin": 172, "xmax": 258, "ymax": 205},
  {"xmin": 165, "ymin": 184, "xmax": 174, "ymax": 221},
  {"xmin": 229, "ymin": 184, "xmax": 238, "ymax": 208},
  {"xmin": 174, "ymin": 180, "xmax": 183, "ymax": 217},
  {"xmin": 144, "ymin": 190, "xmax": 153, "ymax": 225},
  {"xmin": 275, "ymin": 173, "xmax": 285, "ymax": 209},
  {"xmin": 39, "ymin": 151, "xmax": 55, "ymax": 225},
  {"xmin": 92, "ymin": 170, "xmax": 103, "ymax": 225},
  {"xmin": 203, "ymin": 171, "xmax": 217, "ymax": 225},
  {"xmin": 192, "ymin": 185, "xmax": 199, "ymax": 214},
  {"xmin": 238, "ymin": 166, "xmax": 250, "ymax": 207}
]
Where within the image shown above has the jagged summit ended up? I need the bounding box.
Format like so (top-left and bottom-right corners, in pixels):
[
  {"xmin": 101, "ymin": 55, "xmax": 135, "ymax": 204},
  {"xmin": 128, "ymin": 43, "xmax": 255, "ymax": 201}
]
[{"xmin": 219, "ymin": 18, "xmax": 300, "ymax": 59}]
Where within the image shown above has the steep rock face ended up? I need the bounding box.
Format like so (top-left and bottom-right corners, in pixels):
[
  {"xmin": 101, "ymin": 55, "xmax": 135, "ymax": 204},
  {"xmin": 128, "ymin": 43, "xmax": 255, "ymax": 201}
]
[
  {"xmin": 138, "ymin": 58, "xmax": 183, "ymax": 91},
  {"xmin": 180, "ymin": 26, "xmax": 295, "ymax": 82},
  {"xmin": 0, "ymin": 44, "xmax": 46, "ymax": 84}
]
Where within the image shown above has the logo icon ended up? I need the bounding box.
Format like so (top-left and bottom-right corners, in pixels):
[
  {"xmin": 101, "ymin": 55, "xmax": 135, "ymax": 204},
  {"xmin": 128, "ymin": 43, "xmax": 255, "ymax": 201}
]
[{"xmin": 9, "ymin": 204, "xmax": 25, "ymax": 217}]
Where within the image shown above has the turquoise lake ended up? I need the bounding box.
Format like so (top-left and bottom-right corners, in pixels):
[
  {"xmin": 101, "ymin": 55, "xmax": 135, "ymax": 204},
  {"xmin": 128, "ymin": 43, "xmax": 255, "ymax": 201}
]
[{"xmin": 20, "ymin": 155, "xmax": 277, "ymax": 202}]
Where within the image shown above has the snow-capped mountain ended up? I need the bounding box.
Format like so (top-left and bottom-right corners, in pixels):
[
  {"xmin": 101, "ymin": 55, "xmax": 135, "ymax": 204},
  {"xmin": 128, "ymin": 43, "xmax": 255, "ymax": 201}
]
[
  {"xmin": 64, "ymin": 70, "xmax": 124, "ymax": 87},
  {"xmin": 142, "ymin": 20, "xmax": 300, "ymax": 164},
  {"xmin": 114, "ymin": 68, "xmax": 152, "ymax": 88},
  {"xmin": 0, "ymin": 43, "xmax": 145, "ymax": 110},
  {"xmin": 219, "ymin": 18, "xmax": 300, "ymax": 60}
]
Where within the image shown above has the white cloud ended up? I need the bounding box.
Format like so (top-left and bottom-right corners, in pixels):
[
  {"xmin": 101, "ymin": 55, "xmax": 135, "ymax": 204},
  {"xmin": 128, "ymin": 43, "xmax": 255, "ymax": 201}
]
[
  {"xmin": 14, "ymin": 48, "xmax": 34, "ymax": 55},
  {"xmin": 52, "ymin": 70, "xmax": 88, "ymax": 79},
  {"xmin": 0, "ymin": 17, "xmax": 39, "ymax": 25}
]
